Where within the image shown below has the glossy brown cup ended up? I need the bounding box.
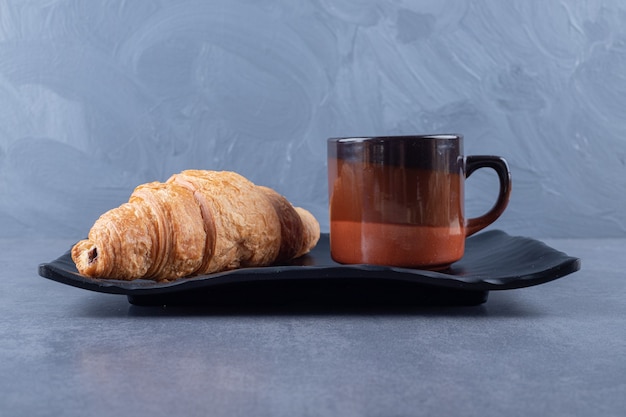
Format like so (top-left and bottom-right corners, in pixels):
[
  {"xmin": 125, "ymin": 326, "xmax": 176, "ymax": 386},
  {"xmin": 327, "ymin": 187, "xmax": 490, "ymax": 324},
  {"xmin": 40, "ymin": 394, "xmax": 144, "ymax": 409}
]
[{"xmin": 327, "ymin": 135, "xmax": 512, "ymax": 270}]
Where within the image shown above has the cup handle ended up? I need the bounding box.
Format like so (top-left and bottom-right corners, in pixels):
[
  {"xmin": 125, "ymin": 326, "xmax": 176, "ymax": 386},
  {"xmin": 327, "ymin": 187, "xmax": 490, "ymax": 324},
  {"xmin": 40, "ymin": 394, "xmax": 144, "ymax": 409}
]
[{"xmin": 465, "ymin": 155, "xmax": 512, "ymax": 237}]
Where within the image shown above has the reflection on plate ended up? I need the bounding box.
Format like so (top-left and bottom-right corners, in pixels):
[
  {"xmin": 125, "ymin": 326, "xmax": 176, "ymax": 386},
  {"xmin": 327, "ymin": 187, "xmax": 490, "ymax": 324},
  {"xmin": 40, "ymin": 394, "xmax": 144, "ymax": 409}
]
[{"xmin": 38, "ymin": 230, "xmax": 580, "ymax": 307}]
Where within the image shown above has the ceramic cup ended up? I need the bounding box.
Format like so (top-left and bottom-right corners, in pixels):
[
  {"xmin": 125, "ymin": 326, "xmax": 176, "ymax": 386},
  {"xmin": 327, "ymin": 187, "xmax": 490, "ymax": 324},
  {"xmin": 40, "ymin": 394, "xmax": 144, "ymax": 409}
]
[{"xmin": 327, "ymin": 135, "xmax": 512, "ymax": 270}]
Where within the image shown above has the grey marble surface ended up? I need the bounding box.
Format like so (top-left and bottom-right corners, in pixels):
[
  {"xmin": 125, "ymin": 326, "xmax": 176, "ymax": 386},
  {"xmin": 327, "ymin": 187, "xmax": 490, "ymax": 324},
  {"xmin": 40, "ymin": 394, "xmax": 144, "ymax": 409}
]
[
  {"xmin": 1, "ymin": 237, "xmax": 624, "ymax": 417},
  {"xmin": 3, "ymin": 1, "xmax": 626, "ymax": 240}
]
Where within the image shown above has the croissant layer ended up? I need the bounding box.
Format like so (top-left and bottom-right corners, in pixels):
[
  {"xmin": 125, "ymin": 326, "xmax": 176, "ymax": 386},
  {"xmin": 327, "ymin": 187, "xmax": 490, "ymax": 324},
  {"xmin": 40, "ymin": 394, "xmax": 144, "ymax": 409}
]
[{"xmin": 71, "ymin": 170, "xmax": 320, "ymax": 281}]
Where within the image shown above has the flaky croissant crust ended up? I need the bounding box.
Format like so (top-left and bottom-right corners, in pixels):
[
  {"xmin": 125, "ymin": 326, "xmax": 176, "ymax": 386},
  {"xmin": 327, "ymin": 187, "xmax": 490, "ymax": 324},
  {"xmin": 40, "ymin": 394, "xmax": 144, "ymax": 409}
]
[{"xmin": 71, "ymin": 170, "xmax": 320, "ymax": 281}]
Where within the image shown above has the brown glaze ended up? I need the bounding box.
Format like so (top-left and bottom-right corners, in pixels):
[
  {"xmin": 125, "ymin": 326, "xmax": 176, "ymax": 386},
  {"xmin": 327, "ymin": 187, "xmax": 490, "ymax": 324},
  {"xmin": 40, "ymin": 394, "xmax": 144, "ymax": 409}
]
[
  {"xmin": 328, "ymin": 135, "xmax": 511, "ymax": 269},
  {"xmin": 330, "ymin": 221, "xmax": 465, "ymax": 269},
  {"xmin": 328, "ymin": 157, "xmax": 463, "ymax": 226}
]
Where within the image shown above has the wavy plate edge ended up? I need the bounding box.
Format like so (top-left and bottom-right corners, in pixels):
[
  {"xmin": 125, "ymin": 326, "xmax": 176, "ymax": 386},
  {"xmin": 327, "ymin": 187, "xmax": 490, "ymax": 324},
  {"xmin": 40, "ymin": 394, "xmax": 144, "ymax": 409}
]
[{"xmin": 38, "ymin": 231, "xmax": 581, "ymax": 299}]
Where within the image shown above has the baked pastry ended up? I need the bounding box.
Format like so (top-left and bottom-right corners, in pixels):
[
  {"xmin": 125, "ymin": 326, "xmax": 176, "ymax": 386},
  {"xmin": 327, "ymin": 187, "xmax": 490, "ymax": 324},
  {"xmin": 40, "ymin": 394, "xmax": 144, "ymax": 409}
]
[{"xmin": 71, "ymin": 170, "xmax": 320, "ymax": 281}]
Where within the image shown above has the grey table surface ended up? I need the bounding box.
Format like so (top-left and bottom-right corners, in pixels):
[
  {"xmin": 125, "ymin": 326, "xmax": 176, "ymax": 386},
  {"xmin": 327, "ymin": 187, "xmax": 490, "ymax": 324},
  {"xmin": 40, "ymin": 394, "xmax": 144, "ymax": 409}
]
[{"xmin": 1, "ymin": 236, "xmax": 624, "ymax": 417}]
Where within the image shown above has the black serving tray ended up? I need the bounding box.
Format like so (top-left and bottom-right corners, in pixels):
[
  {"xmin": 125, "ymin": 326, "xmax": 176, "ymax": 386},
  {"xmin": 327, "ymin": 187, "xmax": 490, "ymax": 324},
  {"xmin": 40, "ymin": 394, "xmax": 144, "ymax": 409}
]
[{"xmin": 38, "ymin": 230, "xmax": 580, "ymax": 307}]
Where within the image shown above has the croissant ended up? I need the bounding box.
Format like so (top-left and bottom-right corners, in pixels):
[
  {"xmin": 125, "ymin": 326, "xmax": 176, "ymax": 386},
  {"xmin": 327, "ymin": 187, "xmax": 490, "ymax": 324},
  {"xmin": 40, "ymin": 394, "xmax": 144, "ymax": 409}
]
[{"xmin": 71, "ymin": 170, "xmax": 320, "ymax": 281}]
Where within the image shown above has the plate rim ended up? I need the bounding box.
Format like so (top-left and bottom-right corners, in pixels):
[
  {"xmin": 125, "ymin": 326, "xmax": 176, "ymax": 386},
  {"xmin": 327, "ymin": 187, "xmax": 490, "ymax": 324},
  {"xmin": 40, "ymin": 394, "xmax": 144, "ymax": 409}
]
[{"xmin": 38, "ymin": 230, "xmax": 582, "ymax": 296}]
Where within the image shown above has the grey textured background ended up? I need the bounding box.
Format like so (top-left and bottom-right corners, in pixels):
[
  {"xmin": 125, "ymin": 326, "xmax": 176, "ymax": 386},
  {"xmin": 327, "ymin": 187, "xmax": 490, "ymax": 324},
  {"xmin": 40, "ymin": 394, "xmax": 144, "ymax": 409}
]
[{"xmin": 0, "ymin": 0, "xmax": 624, "ymax": 239}]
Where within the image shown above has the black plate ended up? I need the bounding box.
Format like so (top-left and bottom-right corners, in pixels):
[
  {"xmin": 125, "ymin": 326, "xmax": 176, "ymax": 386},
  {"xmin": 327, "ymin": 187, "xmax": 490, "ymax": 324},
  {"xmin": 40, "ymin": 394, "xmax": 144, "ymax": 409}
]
[{"xmin": 38, "ymin": 230, "xmax": 580, "ymax": 307}]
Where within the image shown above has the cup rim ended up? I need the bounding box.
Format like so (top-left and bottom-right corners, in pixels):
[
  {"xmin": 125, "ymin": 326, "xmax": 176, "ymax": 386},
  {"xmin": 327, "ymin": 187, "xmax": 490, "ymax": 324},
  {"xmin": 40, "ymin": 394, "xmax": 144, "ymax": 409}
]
[{"xmin": 328, "ymin": 134, "xmax": 461, "ymax": 143}]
